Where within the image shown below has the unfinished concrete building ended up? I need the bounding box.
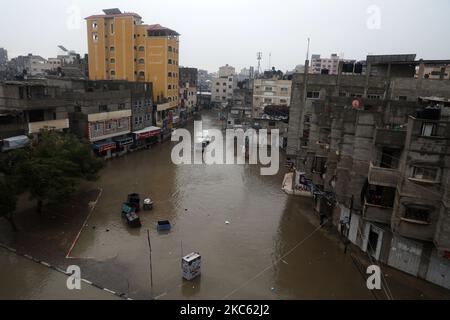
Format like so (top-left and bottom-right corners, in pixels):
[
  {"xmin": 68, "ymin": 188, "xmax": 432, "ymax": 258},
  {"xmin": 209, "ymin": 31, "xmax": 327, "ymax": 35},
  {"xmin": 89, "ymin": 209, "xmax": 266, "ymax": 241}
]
[{"xmin": 286, "ymin": 54, "xmax": 450, "ymax": 289}]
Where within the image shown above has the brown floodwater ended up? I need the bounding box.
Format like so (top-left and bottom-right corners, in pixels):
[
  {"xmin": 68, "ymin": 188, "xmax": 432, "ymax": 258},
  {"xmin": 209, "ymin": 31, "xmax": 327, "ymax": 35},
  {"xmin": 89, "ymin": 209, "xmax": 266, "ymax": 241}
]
[
  {"xmin": 0, "ymin": 249, "xmax": 119, "ymax": 300},
  {"xmin": 68, "ymin": 111, "xmax": 373, "ymax": 300},
  {"xmin": 3, "ymin": 110, "xmax": 445, "ymax": 300}
]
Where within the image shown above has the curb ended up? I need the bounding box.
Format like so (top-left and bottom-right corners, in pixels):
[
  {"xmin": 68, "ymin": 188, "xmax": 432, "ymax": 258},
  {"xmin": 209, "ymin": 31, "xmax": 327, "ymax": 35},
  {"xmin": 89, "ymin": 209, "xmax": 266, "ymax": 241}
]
[{"xmin": 0, "ymin": 242, "xmax": 132, "ymax": 300}]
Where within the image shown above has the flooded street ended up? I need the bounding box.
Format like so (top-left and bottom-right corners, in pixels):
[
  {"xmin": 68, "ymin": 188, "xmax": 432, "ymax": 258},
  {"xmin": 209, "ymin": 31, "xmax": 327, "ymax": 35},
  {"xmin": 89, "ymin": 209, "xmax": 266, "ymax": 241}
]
[
  {"xmin": 2, "ymin": 111, "xmax": 446, "ymax": 300},
  {"xmin": 0, "ymin": 249, "xmax": 118, "ymax": 300},
  {"xmin": 69, "ymin": 111, "xmax": 372, "ymax": 300}
]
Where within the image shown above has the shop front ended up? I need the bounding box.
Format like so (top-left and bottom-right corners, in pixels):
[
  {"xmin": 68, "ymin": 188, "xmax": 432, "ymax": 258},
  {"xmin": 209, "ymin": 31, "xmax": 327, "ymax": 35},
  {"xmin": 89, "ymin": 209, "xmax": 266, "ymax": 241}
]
[
  {"xmin": 92, "ymin": 141, "xmax": 118, "ymax": 159},
  {"xmin": 133, "ymin": 126, "xmax": 162, "ymax": 149},
  {"xmin": 114, "ymin": 135, "xmax": 134, "ymax": 155}
]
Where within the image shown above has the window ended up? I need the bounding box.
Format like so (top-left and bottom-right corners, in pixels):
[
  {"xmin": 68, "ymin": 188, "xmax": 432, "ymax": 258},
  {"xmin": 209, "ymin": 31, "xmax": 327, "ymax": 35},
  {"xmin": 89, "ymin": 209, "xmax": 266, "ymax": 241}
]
[
  {"xmin": 404, "ymin": 206, "xmax": 431, "ymax": 223},
  {"xmin": 139, "ymin": 58, "xmax": 145, "ymax": 64},
  {"xmin": 281, "ymin": 87, "xmax": 289, "ymax": 92},
  {"xmin": 412, "ymin": 167, "xmax": 439, "ymax": 182},
  {"xmin": 168, "ymin": 59, "xmax": 172, "ymax": 64},
  {"xmin": 110, "ymin": 58, "xmax": 115, "ymax": 64},
  {"xmin": 138, "ymin": 46, "xmax": 145, "ymax": 52},
  {"xmin": 307, "ymin": 91, "xmax": 320, "ymax": 99},
  {"xmin": 312, "ymin": 156, "xmax": 327, "ymax": 174},
  {"xmin": 265, "ymin": 87, "xmax": 273, "ymax": 92},
  {"xmin": 110, "ymin": 70, "xmax": 116, "ymax": 76},
  {"xmin": 118, "ymin": 103, "xmax": 125, "ymax": 110},
  {"xmin": 168, "ymin": 72, "xmax": 172, "ymax": 77},
  {"xmin": 280, "ymin": 99, "xmax": 287, "ymax": 104},
  {"xmin": 397, "ymin": 96, "xmax": 407, "ymax": 101},
  {"xmin": 168, "ymin": 46, "xmax": 173, "ymax": 52},
  {"xmin": 92, "ymin": 33, "xmax": 99, "ymax": 42},
  {"xmin": 421, "ymin": 122, "xmax": 437, "ymax": 137},
  {"xmin": 168, "ymin": 85, "xmax": 172, "ymax": 90},
  {"xmin": 110, "ymin": 23, "xmax": 114, "ymax": 34},
  {"xmin": 264, "ymin": 98, "xmax": 272, "ymax": 104},
  {"xmin": 99, "ymin": 105, "xmax": 108, "ymax": 112},
  {"xmin": 93, "ymin": 123, "xmax": 101, "ymax": 131},
  {"xmin": 138, "ymin": 71, "xmax": 145, "ymax": 77},
  {"xmin": 368, "ymin": 94, "xmax": 381, "ymax": 100}
]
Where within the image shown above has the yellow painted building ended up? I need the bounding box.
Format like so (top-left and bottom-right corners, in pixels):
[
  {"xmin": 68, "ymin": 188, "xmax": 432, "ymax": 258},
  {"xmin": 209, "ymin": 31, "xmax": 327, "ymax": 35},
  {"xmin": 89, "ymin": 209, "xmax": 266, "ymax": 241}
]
[{"xmin": 85, "ymin": 9, "xmax": 180, "ymax": 124}]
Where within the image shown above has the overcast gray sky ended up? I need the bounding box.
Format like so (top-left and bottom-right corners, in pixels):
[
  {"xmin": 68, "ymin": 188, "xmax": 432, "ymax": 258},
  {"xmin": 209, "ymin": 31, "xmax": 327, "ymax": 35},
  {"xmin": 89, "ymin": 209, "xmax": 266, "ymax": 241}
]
[{"xmin": 1, "ymin": 0, "xmax": 449, "ymax": 73}]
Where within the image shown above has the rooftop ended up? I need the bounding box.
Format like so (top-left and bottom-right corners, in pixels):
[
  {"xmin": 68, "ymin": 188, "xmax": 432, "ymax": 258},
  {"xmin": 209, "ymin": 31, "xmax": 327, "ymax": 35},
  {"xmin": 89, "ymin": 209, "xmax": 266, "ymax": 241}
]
[{"xmin": 85, "ymin": 8, "xmax": 142, "ymax": 20}]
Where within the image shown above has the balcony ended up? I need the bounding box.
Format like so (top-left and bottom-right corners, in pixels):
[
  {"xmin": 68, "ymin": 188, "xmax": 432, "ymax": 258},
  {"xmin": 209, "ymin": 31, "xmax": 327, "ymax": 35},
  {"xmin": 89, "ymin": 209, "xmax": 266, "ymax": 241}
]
[
  {"xmin": 374, "ymin": 128, "xmax": 407, "ymax": 148},
  {"xmin": 363, "ymin": 202, "xmax": 393, "ymax": 224},
  {"xmin": 28, "ymin": 119, "xmax": 70, "ymax": 134},
  {"xmin": 87, "ymin": 110, "xmax": 132, "ymax": 122},
  {"xmin": 368, "ymin": 162, "xmax": 400, "ymax": 188},
  {"xmin": 157, "ymin": 102, "xmax": 173, "ymax": 112}
]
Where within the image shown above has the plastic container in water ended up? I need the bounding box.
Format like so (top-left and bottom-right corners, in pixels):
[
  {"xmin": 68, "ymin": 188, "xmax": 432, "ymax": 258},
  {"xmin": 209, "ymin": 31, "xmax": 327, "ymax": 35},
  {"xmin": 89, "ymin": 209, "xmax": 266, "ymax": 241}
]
[
  {"xmin": 143, "ymin": 198, "xmax": 153, "ymax": 211},
  {"xmin": 157, "ymin": 220, "xmax": 171, "ymax": 232}
]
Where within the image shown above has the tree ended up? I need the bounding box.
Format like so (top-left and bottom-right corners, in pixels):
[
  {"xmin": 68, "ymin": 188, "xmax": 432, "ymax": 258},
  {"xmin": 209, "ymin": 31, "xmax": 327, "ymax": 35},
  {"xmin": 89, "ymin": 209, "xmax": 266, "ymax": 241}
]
[
  {"xmin": 0, "ymin": 177, "xmax": 19, "ymax": 231},
  {"xmin": 0, "ymin": 149, "xmax": 27, "ymax": 231},
  {"xmin": 18, "ymin": 131, "xmax": 104, "ymax": 214}
]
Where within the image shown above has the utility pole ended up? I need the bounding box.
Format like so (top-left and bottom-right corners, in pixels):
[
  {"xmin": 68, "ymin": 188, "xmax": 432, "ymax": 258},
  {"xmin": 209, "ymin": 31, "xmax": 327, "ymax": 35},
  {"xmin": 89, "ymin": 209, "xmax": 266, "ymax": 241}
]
[
  {"xmin": 147, "ymin": 230, "xmax": 153, "ymax": 294},
  {"xmin": 344, "ymin": 195, "xmax": 354, "ymax": 254}
]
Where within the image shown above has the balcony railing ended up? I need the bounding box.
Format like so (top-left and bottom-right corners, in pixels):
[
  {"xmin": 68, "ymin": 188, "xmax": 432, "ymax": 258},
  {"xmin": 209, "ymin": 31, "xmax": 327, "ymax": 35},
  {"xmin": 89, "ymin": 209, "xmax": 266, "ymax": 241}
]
[
  {"xmin": 368, "ymin": 161, "xmax": 400, "ymax": 188},
  {"xmin": 374, "ymin": 128, "xmax": 407, "ymax": 148},
  {"xmin": 28, "ymin": 119, "xmax": 70, "ymax": 134},
  {"xmin": 363, "ymin": 202, "xmax": 393, "ymax": 224}
]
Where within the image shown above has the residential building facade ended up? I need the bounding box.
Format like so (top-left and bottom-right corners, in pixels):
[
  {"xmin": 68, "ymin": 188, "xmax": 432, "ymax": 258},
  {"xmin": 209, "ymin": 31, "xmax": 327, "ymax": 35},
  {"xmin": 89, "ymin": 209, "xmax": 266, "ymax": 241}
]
[
  {"xmin": 85, "ymin": 8, "xmax": 180, "ymax": 130},
  {"xmin": 286, "ymin": 54, "xmax": 450, "ymax": 289},
  {"xmin": 211, "ymin": 65, "xmax": 237, "ymax": 106},
  {"xmin": 252, "ymin": 78, "xmax": 292, "ymax": 118},
  {"xmin": 179, "ymin": 67, "xmax": 198, "ymax": 117}
]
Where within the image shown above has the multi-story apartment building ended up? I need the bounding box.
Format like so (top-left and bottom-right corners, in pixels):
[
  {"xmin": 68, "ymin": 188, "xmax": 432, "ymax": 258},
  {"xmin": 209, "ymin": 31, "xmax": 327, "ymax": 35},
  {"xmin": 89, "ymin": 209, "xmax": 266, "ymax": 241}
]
[
  {"xmin": 0, "ymin": 80, "xmax": 71, "ymax": 143},
  {"xmin": 310, "ymin": 53, "xmax": 357, "ymax": 75},
  {"xmin": 211, "ymin": 65, "xmax": 237, "ymax": 106},
  {"xmin": 198, "ymin": 69, "xmax": 213, "ymax": 92},
  {"xmin": 0, "ymin": 48, "xmax": 7, "ymax": 67},
  {"xmin": 7, "ymin": 54, "xmax": 59, "ymax": 77},
  {"xmin": 179, "ymin": 67, "xmax": 198, "ymax": 118},
  {"xmin": 67, "ymin": 80, "xmax": 156, "ymax": 157},
  {"xmin": 0, "ymin": 78, "xmax": 157, "ymax": 158},
  {"xmin": 85, "ymin": 8, "xmax": 180, "ymax": 130},
  {"xmin": 286, "ymin": 54, "xmax": 450, "ymax": 289},
  {"xmin": 252, "ymin": 77, "xmax": 292, "ymax": 118},
  {"xmin": 219, "ymin": 64, "xmax": 235, "ymax": 78}
]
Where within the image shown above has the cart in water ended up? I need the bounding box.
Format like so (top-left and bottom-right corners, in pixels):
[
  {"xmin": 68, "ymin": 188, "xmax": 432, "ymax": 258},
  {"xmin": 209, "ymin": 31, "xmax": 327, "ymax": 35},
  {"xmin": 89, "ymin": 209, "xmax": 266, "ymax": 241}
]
[
  {"xmin": 122, "ymin": 203, "xmax": 142, "ymax": 228},
  {"xmin": 127, "ymin": 193, "xmax": 141, "ymax": 212},
  {"xmin": 182, "ymin": 252, "xmax": 202, "ymax": 281}
]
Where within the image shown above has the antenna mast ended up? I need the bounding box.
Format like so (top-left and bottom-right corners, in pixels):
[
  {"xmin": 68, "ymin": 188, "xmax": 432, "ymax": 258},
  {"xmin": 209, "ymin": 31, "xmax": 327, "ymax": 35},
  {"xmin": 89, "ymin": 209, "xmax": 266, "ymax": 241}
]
[{"xmin": 257, "ymin": 52, "xmax": 262, "ymax": 76}]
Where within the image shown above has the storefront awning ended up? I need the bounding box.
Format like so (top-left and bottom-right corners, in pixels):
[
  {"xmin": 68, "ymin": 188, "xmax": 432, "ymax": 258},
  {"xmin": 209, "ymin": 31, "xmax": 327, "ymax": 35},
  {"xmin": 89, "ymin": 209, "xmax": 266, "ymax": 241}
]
[
  {"xmin": 114, "ymin": 136, "xmax": 134, "ymax": 146},
  {"xmin": 92, "ymin": 141, "xmax": 117, "ymax": 153},
  {"xmin": 133, "ymin": 126, "xmax": 161, "ymax": 140}
]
